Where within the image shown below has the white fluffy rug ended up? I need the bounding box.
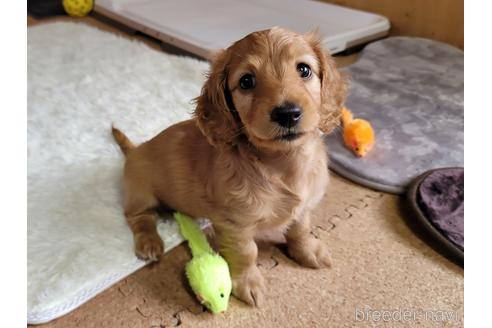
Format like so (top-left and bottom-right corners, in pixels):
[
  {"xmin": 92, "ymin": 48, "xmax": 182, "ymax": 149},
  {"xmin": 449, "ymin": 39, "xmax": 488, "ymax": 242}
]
[{"xmin": 27, "ymin": 22, "xmax": 209, "ymax": 324}]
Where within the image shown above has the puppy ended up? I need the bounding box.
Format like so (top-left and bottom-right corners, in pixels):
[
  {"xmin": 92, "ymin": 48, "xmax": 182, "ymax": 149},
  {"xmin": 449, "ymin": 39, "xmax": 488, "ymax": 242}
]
[{"xmin": 112, "ymin": 27, "xmax": 346, "ymax": 306}]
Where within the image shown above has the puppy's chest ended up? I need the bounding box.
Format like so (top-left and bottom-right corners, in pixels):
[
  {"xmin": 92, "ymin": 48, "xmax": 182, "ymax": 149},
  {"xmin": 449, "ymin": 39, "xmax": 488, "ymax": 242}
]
[{"xmin": 250, "ymin": 156, "xmax": 328, "ymax": 228}]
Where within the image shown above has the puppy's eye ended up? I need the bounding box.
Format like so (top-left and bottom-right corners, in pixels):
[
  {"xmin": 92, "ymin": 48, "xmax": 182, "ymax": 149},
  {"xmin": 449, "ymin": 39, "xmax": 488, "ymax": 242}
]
[
  {"xmin": 297, "ymin": 63, "xmax": 312, "ymax": 79},
  {"xmin": 239, "ymin": 74, "xmax": 256, "ymax": 90}
]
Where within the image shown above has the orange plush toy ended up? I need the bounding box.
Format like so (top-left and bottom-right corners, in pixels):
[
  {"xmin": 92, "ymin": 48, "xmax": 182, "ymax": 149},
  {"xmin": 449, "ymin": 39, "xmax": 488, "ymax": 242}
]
[{"xmin": 341, "ymin": 107, "xmax": 375, "ymax": 157}]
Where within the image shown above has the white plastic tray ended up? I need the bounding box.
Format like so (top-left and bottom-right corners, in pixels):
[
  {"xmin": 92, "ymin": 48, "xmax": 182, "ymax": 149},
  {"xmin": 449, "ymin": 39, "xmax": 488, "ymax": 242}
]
[{"xmin": 95, "ymin": 0, "xmax": 390, "ymax": 58}]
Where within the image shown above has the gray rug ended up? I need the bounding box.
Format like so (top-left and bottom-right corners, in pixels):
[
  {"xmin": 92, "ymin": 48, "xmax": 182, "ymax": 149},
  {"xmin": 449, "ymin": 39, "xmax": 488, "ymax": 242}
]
[{"xmin": 325, "ymin": 37, "xmax": 464, "ymax": 194}]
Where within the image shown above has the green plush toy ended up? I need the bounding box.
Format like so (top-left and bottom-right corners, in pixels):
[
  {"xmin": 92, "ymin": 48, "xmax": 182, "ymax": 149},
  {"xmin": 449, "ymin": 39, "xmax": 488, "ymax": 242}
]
[{"xmin": 174, "ymin": 212, "xmax": 232, "ymax": 314}]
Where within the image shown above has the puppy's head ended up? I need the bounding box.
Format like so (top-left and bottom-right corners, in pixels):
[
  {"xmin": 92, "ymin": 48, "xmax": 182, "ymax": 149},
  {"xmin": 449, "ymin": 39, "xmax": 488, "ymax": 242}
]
[{"xmin": 194, "ymin": 27, "xmax": 346, "ymax": 150}]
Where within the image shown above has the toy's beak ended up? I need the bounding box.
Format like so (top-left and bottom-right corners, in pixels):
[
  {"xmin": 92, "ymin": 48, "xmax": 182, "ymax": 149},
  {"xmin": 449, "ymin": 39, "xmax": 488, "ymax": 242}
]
[
  {"xmin": 210, "ymin": 303, "xmax": 228, "ymax": 314},
  {"xmin": 211, "ymin": 308, "xmax": 226, "ymax": 315}
]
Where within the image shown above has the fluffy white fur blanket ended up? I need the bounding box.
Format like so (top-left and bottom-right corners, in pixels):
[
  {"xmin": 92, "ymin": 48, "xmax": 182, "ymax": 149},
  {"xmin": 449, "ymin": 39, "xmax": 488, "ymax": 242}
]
[{"xmin": 27, "ymin": 22, "xmax": 209, "ymax": 324}]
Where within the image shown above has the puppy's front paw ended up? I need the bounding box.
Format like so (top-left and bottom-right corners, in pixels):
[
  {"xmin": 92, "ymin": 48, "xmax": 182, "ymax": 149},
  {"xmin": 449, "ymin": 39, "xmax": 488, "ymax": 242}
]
[
  {"xmin": 288, "ymin": 237, "xmax": 332, "ymax": 269},
  {"xmin": 134, "ymin": 232, "xmax": 164, "ymax": 262},
  {"xmin": 232, "ymin": 266, "xmax": 266, "ymax": 307}
]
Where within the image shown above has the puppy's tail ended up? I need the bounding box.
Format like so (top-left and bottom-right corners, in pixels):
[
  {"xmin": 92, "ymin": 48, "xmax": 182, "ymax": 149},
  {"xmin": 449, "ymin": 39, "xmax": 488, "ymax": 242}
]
[{"xmin": 111, "ymin": 125, "xmax": 135, "ymax": 156}]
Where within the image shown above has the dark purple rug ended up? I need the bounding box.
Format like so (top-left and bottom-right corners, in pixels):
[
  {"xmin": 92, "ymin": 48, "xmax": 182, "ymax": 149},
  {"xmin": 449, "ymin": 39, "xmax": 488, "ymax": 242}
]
[
  {"xmin": 407, "ymin": 167, "xmax": 464, "ymax": 264},
  {"xmin": 417, "ymin": 168, "xmax": 464, "ymax": 250}
]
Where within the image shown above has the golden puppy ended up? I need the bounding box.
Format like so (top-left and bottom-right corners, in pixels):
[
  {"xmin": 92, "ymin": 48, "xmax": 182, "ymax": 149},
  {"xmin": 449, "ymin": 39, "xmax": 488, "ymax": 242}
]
[{"xmin": 112, "ymin": 27, "xmax": 346, "ymax": 306}]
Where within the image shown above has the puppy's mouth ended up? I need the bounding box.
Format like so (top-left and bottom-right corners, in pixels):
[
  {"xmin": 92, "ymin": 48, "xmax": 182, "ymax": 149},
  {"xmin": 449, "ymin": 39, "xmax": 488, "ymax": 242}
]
[{"xmin": 273, "ymin": 132, "xmax": 305, "ymax": 141}]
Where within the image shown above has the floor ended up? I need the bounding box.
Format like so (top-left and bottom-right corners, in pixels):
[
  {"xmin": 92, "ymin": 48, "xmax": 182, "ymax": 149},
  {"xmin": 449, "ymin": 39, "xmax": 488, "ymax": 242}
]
[{"xmin": 28, "ymin": 13, "xmax": 463, "ymax": 328}]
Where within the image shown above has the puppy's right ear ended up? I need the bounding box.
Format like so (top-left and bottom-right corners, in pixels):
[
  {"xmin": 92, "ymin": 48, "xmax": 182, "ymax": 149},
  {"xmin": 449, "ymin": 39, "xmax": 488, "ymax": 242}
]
[{"xmin": 194, "ymin": 50, "xmax": 239, "ymax": 147}]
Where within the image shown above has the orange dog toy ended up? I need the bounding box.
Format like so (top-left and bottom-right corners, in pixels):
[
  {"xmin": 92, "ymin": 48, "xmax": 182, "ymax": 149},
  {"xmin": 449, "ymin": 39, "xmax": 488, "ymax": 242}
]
[{"xmin": 341, "ymin": 107, "xmax": 375, "ymax": 157}]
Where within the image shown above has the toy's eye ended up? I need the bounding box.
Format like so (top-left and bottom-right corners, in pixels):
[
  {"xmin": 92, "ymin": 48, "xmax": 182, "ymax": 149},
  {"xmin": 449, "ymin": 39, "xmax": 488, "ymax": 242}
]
[
  {"xmin": 239, "ymin": 74, "xmax": 256, "ymax": 90},
  {"xmin": 297, "ymin": 63, "xmax": 312, "ymax": 79},
  {"xmin": 355, "ymin": 147, "xmax": 360, "ymax": 151},
  {"xmin": 220, "ymin": 293, "xmax": 224, "ymax": 298}
]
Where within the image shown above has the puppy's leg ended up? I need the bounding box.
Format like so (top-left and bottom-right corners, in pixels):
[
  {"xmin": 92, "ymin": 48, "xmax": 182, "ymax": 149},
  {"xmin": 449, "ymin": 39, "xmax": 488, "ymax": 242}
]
[
  {"xmin": 124, "ymin": 185, "xmax": 164, "ymax": 262},
  {"xmin": 286, "ymin": 212, "xmax": 332, "ymax": 268},
  {"xmin": 215, "ymin": 226, "xmax": 265, "ymax": 307}
]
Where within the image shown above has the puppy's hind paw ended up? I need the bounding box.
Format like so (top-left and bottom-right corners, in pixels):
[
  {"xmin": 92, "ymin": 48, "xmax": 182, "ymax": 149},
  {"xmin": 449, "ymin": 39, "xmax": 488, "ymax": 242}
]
[{"xmin": 134, "ymin": 232, "xmax": 164, "ymax": 262}]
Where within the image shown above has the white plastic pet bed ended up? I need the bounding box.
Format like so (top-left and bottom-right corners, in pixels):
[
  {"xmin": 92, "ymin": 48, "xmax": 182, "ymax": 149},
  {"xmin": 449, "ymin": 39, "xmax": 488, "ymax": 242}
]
[{"xmin": 94, "ymin": 0, "xmax": 390, "ymax": 58}]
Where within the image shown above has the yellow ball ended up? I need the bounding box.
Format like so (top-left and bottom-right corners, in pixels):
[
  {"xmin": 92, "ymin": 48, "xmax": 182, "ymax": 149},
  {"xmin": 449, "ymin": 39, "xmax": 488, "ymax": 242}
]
[{"xmin": 63, "ymin": 0, "xmax": 94, "ymax": 17}]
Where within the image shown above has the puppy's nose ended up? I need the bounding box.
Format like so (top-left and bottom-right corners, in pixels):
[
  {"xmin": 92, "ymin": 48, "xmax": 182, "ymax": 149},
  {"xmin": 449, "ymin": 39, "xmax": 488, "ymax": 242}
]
[{"xmin": 270, "ymin": 103, "xmax": 302, "ymax": 128}]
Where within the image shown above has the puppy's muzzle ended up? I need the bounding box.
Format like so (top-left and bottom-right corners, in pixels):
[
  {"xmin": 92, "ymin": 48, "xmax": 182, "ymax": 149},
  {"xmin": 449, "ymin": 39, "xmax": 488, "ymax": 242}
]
[{"xmin": 270, "ymin": 103, "xmax": 303, "ymax": 128}]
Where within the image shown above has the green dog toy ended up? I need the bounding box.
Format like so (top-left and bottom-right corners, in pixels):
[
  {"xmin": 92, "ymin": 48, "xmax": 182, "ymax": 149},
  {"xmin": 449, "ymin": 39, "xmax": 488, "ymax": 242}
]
[{"xmin": 174, "ymin": 212, "xmax": 232, "ymax": 313}]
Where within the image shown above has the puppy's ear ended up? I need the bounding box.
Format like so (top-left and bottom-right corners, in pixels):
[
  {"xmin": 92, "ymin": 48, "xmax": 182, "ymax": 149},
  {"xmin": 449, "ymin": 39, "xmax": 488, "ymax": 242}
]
[
  {"xmin": 194, "ymin": 49, "xmax": 239, "ymax": 147},
  {"xmin": 305, "ymin": 32, "xmax": 347, "ymax": 134}
]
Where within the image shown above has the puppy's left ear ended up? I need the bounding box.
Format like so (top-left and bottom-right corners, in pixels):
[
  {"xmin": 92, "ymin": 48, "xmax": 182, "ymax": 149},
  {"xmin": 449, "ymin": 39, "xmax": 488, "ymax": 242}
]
[
  {"xmin": 306, "ymin": 32, "xmax": 347, "ymax": 134},
  {"xmin": 193, "ymin": 49, "xmax": 240, "ymax": 147}
]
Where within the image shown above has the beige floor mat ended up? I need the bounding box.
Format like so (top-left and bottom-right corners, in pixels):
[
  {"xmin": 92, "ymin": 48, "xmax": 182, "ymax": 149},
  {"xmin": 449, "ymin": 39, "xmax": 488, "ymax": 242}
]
[{"xmin": 32, "ymin": 172, "xmax": 463, "ymax": 328}]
